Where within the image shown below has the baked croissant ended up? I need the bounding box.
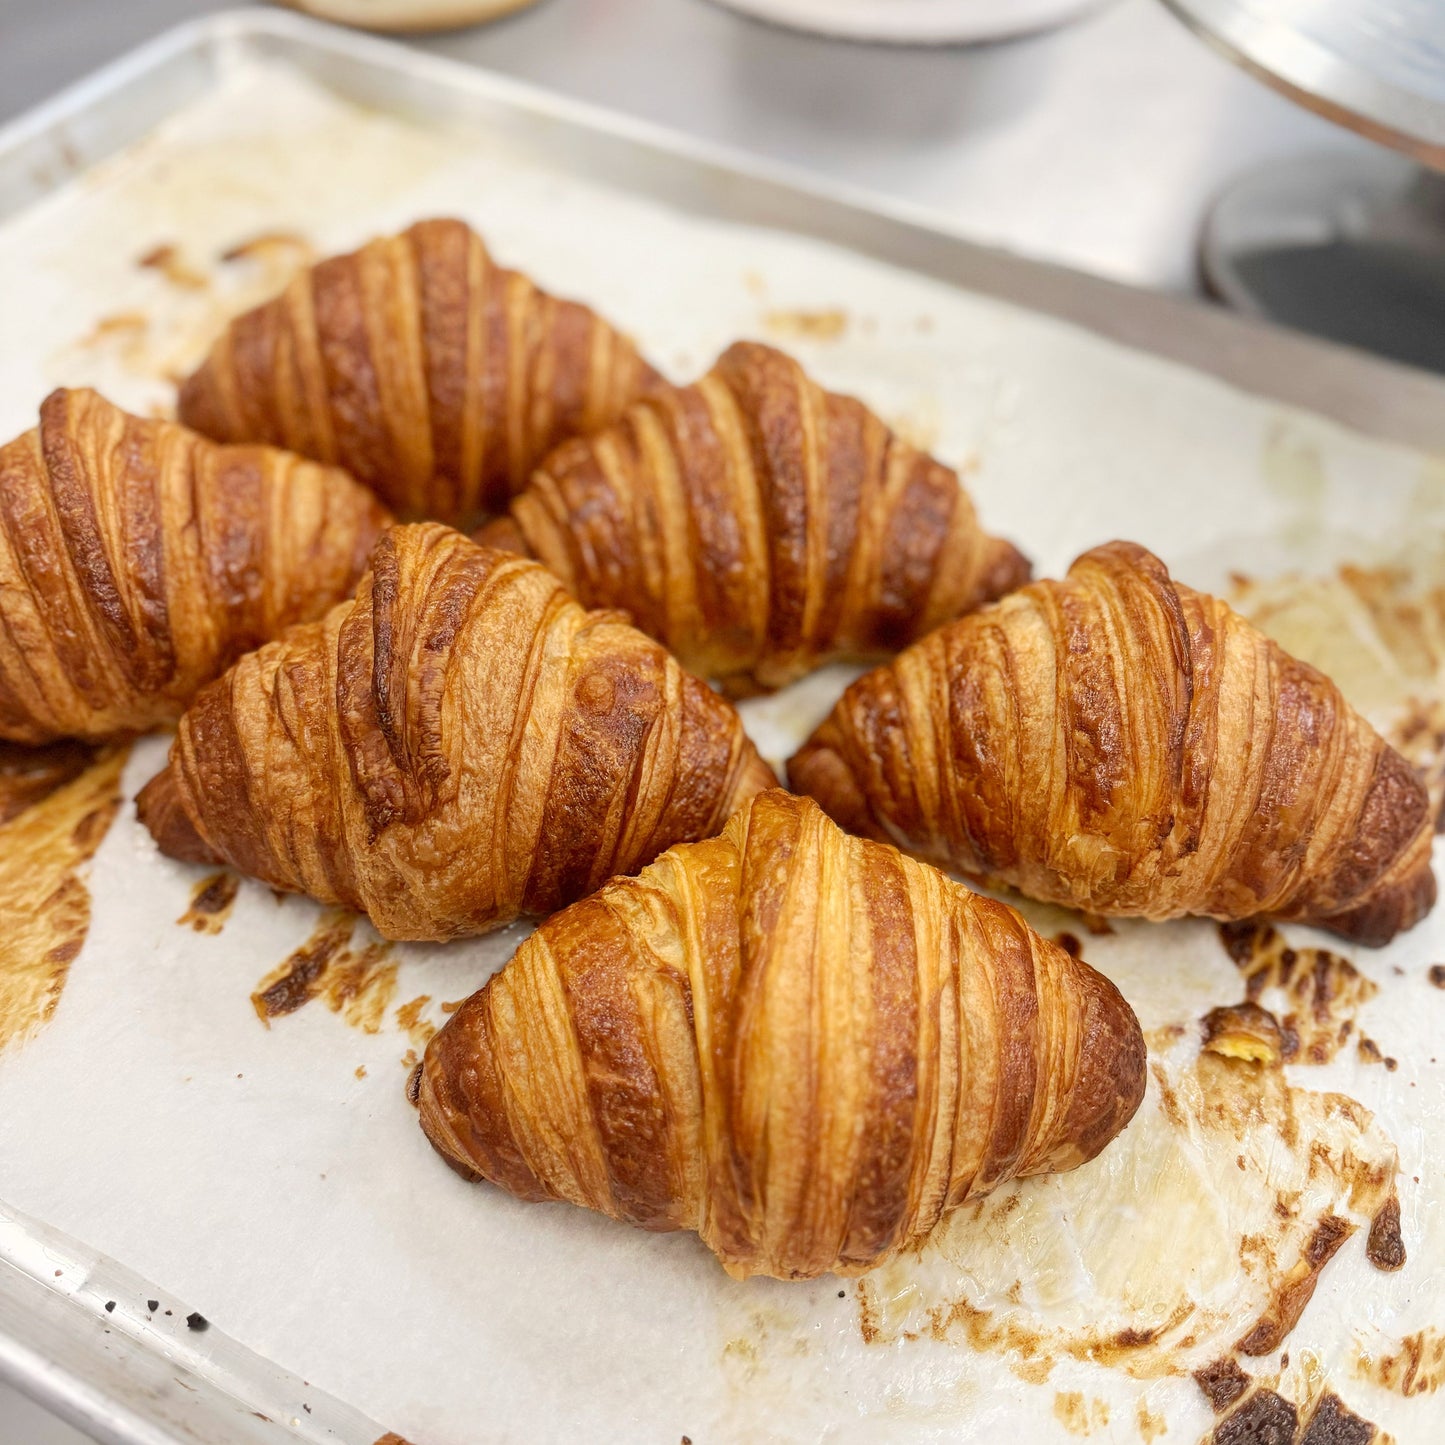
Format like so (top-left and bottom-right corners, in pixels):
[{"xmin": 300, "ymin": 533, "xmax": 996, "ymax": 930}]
[
  {"xmin": 418, "ymin": 788, "xmax": 1145, "ymax": 1280},
  {"xmin": 475, "ymin": 341, "xmax": 1029, "ymax": 695},
  {"xmin": 178, "ymin": 218, "xmax": 660, "ymax": 528},
  {"xmin": 789, "ymin": 541, "xmax": 1436, "ymax": 946},
  {"xmin": 137, "ymin": 523, "xmax": 773, "ymax": 940},
  {"xmin": 0, "ymin": 388, "xmax": 391, "ymax": 746}
]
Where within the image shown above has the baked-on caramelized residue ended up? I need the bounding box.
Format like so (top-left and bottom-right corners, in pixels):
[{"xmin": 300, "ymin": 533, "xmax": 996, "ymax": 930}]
[
  {"xmin": 1298, "ymin": 1393, "xmax": 1379, "ymax": 1445},
  {"xmin": 1365, "ymin": 1193, "xmax": 1406, "ymax": 1272},
  {"xmin": 251, "ymin": 911, "xmax": 397, "ymax": 1033},
  {"xmin": 218, "ymin": 231, "xmax": 314, "ymax": 266},
  {"xmin": 1196, "ymin": 1357, "xmax": 1251, "ymax": 1412},
  {"xmin": 0, "ymin": 740, "xmax": 97, "ymax": 825},
  {"xmin": 176, "ymin": 872, "xmax": 240, "ymax": 935},
  {"xmin": 1354, "ymin": 1326, "xmax": 1445, "ymax": 1396},
  {"xmin": 1236, "ymin": 1214, "xmax": 1355, "ymax": 1355},
  {"xmin": 1218, "ymin": 923, "xmax": 1379, "ymax": 1065},
  {"xmin": 1203, "ymin": 1002, "xmax": 1287, "ymax": 1066},
  {"xmin": 136, "ymin": 242, "xmax": 207, "ymax": 290},
  {"xmin": 1197, "ymin": 1359, "xmax": 1383, "ymax": 1444},
  {"xmin": 1214, "ymin": 1387, "xmax": 1298, "ymax": 1444},
  {"xmin": 394, "ymin": 996, "xmax": 436, "ymax": 1049},
  {"xmin": 0, "ymin": 745, "xmax": 127, "ymax": 1051}
]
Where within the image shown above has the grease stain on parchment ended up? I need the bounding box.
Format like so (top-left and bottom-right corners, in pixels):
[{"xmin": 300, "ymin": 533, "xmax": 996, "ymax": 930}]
[
  {"xmin": 395, "ymin": 995, "xmax": 438, "ymax": 1049},
  {"xmin": 1353, "ymin": 1326, "xmax": 1445, "ymax": 1397},
  {"xmin": 251, "ymin": 910, "xmax": 397, "ymax": 1034},
  {"xmin": 0, "ymin": 740, "xmax": 98, "ymax": 826},
  {"xmin": 762, "ymin": 307, "xmax": 849, "ymax": 343},
  {"xmin": 853, "ymin": 1035, "xmax": 1397, "ymax": 1381},
  {"xmin": 1051, "ymin": 1390, "xmax": 1108, "ymax": 1435},
  {"xmin": 0, "ymin": 744, "xmax": 128, "ymax": 1051},
  {"xmin": 50, "ymin": 229, "xmax": 318, "ymax": 393},
  {"xmin": 1231, "ymin": 554, "xmax": 1445, "ymax": 818}
]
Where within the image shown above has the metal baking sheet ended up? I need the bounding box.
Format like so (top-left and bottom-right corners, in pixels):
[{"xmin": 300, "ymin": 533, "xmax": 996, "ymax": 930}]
[{"xmin": 2, "ymin": 10, "xmax": 1445, "ymax": 1445}]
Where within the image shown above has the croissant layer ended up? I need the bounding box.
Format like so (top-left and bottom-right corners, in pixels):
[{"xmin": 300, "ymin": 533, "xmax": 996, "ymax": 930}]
[
  {"xmin": 475, "ymin": 341, "xmax": 1029, "ymax": 693},
  {"xmin": 0, "ymin": 389, "xmax": 391, "ymax": 744},
  {"xmin": 179, "ymin": 218, "xmax": 659, "ymax": 528},
  {"xmin": 418, "ymin": 788, "xmax": 1146, "ymax": 1279},
  {"xmin": 789, "ymin": 541, "xmax": 1436, "ymax": 945},
  {"xmin": 137, "ymin": 523, "xmax": 773, "ymax": 940}
]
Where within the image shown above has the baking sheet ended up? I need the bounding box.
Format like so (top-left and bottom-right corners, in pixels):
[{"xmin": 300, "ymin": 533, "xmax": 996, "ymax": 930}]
[{"xmin": 1, "ymin": 16, "xmax": 1444, "ymax": 1445}]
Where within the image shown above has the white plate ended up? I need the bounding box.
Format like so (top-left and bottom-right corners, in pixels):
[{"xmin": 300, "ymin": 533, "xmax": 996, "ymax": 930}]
[{"xmin": 703, "ymin": 0, "xmax": 1108, "ymax": 46}]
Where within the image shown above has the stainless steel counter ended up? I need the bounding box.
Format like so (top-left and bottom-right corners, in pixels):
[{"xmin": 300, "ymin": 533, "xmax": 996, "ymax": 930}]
[{"xmin": 1, "ymin": 0, "xmax": 1372, "ymax": 291}]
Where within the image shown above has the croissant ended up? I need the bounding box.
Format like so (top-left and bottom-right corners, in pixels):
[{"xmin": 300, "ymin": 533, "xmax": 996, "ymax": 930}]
[
  {"xmin": 418, "ymin": 788, "xmax": 1144, "ymax": 1279},
  {"xmin": 0, "ymin": 388, "xmax": 391, "ymax": 746},
  {"xmin": 416, "ymin": 791, "xmax": 1138, "ymax": 1277},
  {"xmin": 789, "ymin": 541, "xmax": 1436, "ymax": 946},
  {"xmin": 474, "ymin": 341, "xmax": 1029, "ymax": 695},
  {"xmin": 136, "ymin": 523, "xmax": 773, "ymax": 940},
  {"xmin": 178, "ymin": 218, "xmax": 660, "ymax": 528}
]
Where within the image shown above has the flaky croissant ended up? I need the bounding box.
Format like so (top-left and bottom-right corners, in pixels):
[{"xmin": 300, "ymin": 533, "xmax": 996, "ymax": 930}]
[
  {"xmin": 418, "ymin": 788, "xmax": 1145, "ymax": 1279},
  {"xmin": 475, "ymin": 341, "xmax": 1029, "ymax": 695},
  {"xmin": 789, "ymin": 541, "xmax": 1437, "ymax": 946},
  {"xmin": 0, "ymin": 388, "xmax": 391, "ymax": 745},
  {"xmin": 178, "ymin": 218, "xmax": 660, "ymax": 528},
  {"xmin": 137, "ymin": 523, "xmax": 773, "ymax": 940}
]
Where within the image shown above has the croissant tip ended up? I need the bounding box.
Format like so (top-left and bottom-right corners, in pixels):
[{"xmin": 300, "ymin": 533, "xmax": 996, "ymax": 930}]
[
  {"xmin": 786, "ymin": 734, "xmax": 877, "ymax": 842},
  {"xmin": 1049, "ymin": 956, "xmax": 1148, "ymax": 1172},
  {"xmin": 135, "ymin": 765, "xmax": 221, "ymax": 866},
  {"xmin": 1308, "ymin": 862, "xmax": 1439, "ymax": 947},
  {"xmin": 975, "ymin": 537, "xmax": 1032, "ymax": 606},
  {"xmin": 471, "ymin": 514, "xmax": 531, "ymax": 558}
]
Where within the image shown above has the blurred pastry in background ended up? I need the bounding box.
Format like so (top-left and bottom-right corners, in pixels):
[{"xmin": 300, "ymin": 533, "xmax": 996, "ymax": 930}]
[{"xmin": 275, "ymin": 0, "xmax": 543, "ymax": 34}]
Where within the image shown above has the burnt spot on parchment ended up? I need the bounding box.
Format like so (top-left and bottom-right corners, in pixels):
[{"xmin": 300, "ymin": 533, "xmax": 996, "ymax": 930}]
[
  {"xmin": 1365, "ymin": 1192, "xmax": 1406, "ymax": 1272},
  {"xmin": 251, "ymin": 910, "xmax": 397, "ymax": 1033},
  {"xmin": 176, "ymin": 871, "xmax": 240, "ymax": 934}
]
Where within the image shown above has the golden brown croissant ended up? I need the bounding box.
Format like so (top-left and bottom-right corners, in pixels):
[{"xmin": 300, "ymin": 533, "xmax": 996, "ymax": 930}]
[
  {"xmin": 0, "ymin": 388, "xmax": 391, "ymax": 746},
  {"xmin": 789, "ymin": 541, "xmax": 1436, "ymax": 946},
  {"xmin": 137, "ymin": 523, "xmax": 774, "ymax": 940},
  {"xmin": 474, "ymin": 341, "xmax": 1029, "ymax": 695},
  {"xmin": 178, "ymin": 218, "xmax": 660, "ymax": 528},
  {"xmin": 418, "ymin": 788, "xmax": 1145, "ymax": 1279}
]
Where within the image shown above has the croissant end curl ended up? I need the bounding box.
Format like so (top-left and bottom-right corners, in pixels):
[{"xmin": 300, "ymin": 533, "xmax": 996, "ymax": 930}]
[
  {"xmin": 137, "ymin": 523, "xmax": 773, "ymax": 941},
  {"xmin": 418, "ymin": 789, "xmax": 1146, "ymax": 1279},
  {"xmin": 0, "ymin": 388, "xmax": 391, "ymax": 745},
  {"xmin": 178, "ymin": 218, "xmax": 660, "ymax": 528},
  {"xmin": 477, "ymin": 341, "xmax": 1029, "ymax": 694},
  {"xmin": 789, "ymin": 541, "xmax": 1436, "ymax": 946}
]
